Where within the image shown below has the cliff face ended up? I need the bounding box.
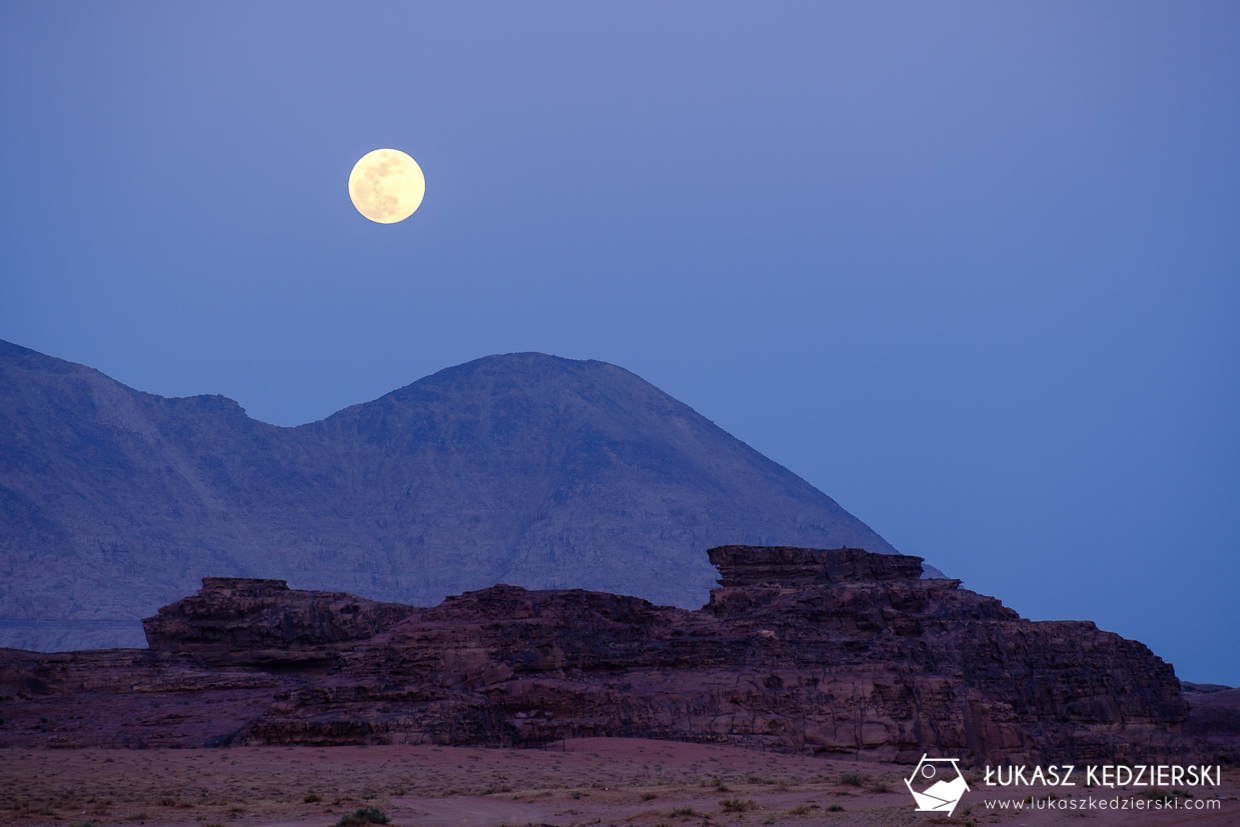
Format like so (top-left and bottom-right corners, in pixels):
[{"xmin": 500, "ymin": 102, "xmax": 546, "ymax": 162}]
[
  {"xmin": 0, "ymin": 546, "xmax": 1202, "ymax": 764},
  {"xmin": 0, "ymin": 646, "xmax": 291, "ymax": 748},
  {"xmin": 0, "ymin": 340, "xmax": 902, "ymax": 651},
  {"xmin": 234, "ymin": 546, "xmax": 1185, "ymax": 764}
]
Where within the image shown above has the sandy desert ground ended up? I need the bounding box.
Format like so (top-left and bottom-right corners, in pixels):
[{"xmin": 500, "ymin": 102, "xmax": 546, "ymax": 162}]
[{"xmin": 1, "ymin": 737, "xmax": 1235, "ymax": 827}]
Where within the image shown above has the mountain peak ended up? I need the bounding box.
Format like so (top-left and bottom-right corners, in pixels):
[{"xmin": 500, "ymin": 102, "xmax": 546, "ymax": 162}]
[{"xmin": 0, "ymin": 340, "xmax": 899, "ymax": 652}]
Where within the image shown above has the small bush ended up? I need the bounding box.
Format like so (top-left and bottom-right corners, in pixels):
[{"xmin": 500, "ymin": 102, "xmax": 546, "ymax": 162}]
[
  {"xmin": 670, "ymin": 805, "xmax": 696, "ymax": 817},
  {"xmin": 720, "ymin": 798, "xmax": 757, "ymax": 812},
  {"xmin": 827, "ymin": 804, "xmax": 845, "ymax": 812},
  {"xmin": 838, "ymin": 771, "xmax": 864, "ymax": 787},
  {"xmin": 640, "ymin": 791, "xmax": 658, "ymax": 801},
  {"xmin": 304, "ymin": 793, "xmax": 323, "ymax": 803},
  {"xmin": 868, "ymin": 781, "xmax": 891, "ymax": 793},
  {"xmin": 335, "ymin": 806, "xmax": 391, "ymax": 825}
]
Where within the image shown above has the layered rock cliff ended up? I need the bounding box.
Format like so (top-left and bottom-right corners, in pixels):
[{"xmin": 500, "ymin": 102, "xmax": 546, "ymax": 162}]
[
  {"xmin": 234, "ymin": 546, "xmax": 1188, "ymax": 764},
  {"xmin": 0, "ymin": 546, "xmax": 1209, "ymax": 765},
  {"xmin": 142, "ymin": 578, "xmax": 418, "ymax": 668}
]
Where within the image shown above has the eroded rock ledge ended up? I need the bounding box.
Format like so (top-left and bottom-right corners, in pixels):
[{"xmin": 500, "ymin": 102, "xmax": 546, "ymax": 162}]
[
  {"xmin": 709, "ymin": 545, "xmax": 925, "ymax": 587},
  {"xmin": 0, "ymin": 546, "xmax": 1217, "ymax": 764},
  {"xmin": 142, "ymin": 577, "xmax": 416, "ymax": 668}
]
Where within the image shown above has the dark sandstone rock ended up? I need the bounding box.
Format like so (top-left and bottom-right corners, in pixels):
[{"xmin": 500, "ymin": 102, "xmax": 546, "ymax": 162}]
[
  {"xmin": 234, "ymin": 546, "xmax": 1190, "ymax": 764},
  {"xmin": 0, "ymin": 646, "xmax": 296, "ymax": 748},
  {"xmin": 2, "ymin": 546, "xmax": 1215, "ymax": 764},
  {"xmin": 142, "ymin": 577, "xmax": 417, "ymax": 668},
  {"xmin": 1184, "ymin": 688, "xmax": 1240, "ymax": 742},
  {"xmin": 709, "ymin": 544, "xmax": 925, "ymax": 587}
]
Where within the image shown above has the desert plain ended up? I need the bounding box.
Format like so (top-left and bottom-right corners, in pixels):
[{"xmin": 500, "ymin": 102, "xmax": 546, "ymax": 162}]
[{"xmin": 2, "ymin": 737, "xmax": 1236, "ymax": 827}]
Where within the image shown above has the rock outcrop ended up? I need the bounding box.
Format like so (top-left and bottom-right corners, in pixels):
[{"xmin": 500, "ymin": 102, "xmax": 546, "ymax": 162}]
[
  {"xmin": 142, "ymin": 578, "xmax": 418, "ymax": 668},
  {"xmin": 709, "ymin": 544, "xmax": 925, "ymax": 587},
  {"xmin": 1184, "ymin": 687, "xmax": 1240, "ymax": 762},
  {"xmin": 0, "ymin": 646, "xmax": 294, "ymax": 748},
  {"xmin": 235, "ymin": 546, "xmax": 1187, "ymax": 764},
  {"xmin": 0, "ymin": 546, "xmax": 1212, "ymax": 764}
]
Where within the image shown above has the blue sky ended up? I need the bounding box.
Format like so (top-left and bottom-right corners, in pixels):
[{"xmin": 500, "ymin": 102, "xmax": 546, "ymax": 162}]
[{"xmin": 1, "ymin": 2, "xmax": 1237, "ymax": 683}]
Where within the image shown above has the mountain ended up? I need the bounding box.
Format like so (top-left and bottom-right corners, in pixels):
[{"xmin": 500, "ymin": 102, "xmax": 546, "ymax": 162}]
[{"xmin": 0, "ymin": 339, "xmax": 904, "ymax": 651}]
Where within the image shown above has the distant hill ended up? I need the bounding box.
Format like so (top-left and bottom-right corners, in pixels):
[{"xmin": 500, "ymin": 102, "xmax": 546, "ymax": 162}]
[{"xmin": 0, "ymin": 339, "xmax": 907, "ymax": 651}]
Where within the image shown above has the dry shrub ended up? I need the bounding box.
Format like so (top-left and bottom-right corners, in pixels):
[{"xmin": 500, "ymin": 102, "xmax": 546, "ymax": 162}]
[
  {"xmin": 720, "ymin": 797, "xmax": 757, "ymax": 812},
  {"xmin": 335, "ymin": 806, "xmax": 391, "ymax": 826}
]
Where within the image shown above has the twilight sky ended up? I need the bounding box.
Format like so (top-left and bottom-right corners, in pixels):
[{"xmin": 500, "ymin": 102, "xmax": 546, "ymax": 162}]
[{"xmin": 1, "ymin": 3, "xmax": 1237, "ymax": 684}]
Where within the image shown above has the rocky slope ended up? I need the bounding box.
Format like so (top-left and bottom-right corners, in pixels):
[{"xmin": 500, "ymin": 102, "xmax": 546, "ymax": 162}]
[
  {"xmin": 1, "ymin": 546, "xmax": 1214, "ymax": 765},
  {"xmin": 0, "ymin": 339, "xmax": 904, "ymax": 651}
]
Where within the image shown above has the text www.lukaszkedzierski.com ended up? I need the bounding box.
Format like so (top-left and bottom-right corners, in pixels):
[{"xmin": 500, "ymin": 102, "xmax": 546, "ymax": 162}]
[{"xmin": 981, "ymin": 795, "xmax": 1222, "ymax": 812}]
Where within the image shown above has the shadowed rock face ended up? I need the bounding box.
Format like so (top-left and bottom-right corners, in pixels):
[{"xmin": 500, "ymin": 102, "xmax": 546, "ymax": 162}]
[
  {"xmin": 709, "ymin": 544, "xmax": 925, "ymax": 587},
  {"xmin": 0, "ymin": 340, "xmax": 902, "ymax": 651},
  {"xmin": 0, "ymin": 546, "xmax": 1211, "ymax": 763},
  {"xmin": 142, "ymin": 578, "xmax": 417, "ymax": 668},
  {"xmin": 1184, "ymin": 688, "xmax": 1240, "ymax": 749},
  {"xmin": 218, "ymin": 546, "xmax": 1191, "ymax": 764}
]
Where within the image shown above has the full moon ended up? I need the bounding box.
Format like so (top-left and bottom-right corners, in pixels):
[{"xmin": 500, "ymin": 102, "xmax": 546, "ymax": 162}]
[{"xmin": 348, "ymin": 148, "xmax": 425, "ymax": 223}]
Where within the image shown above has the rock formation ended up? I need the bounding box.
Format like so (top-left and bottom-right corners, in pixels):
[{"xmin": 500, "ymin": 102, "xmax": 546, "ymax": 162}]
[
  {"xmin": 1184, "ymin": 687, "xmax": 1240, "ymax": 758},
  {"xmin": 0, "ymin": 339, "xmax": 906, "ymax": 651},
  {"xmin": 231, "ymin": 546, "xmax": 1187, "ymax": 765},
  {"xmin": 0, "ymin": 646, "xmax": 292, "ymax": 748},
  {"xmin": 142, "ymin": 578, "xmax": 417, "ymax": 668},
  {"xmin": 0, "ymin": 545, "xmax": 1216, "ymax": 765}
]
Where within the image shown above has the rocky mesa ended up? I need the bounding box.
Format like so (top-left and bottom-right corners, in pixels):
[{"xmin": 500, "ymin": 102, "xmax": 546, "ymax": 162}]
[
  {"xmin": 3, "ymin": 545, "xmax": 1224, "ymax": 766},
  {"xmin": 234, "ymin": 546, "xmax": 1189, "ymax": 765}
]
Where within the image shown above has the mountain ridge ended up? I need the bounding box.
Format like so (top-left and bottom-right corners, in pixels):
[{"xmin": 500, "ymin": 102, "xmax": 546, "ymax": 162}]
[{"xmin": 0, "ymin": 339, "xmax": 907, "ymax": 652}]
